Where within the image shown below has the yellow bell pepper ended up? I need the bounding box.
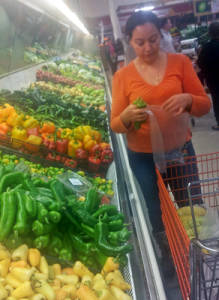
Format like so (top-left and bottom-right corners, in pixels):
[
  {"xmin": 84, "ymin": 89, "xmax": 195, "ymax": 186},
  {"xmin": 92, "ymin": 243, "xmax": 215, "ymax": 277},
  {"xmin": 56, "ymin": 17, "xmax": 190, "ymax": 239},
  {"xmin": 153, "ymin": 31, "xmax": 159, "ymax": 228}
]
[
  {"xmin": 0, "ymin": 258, "xmax": 11, "ymax": 277},
  {"xmin": 72, "ymin": 126, "xmax": 84, "ymax": 142},
  {"xmin": 83, "ymin": 135, "xmax": 97, "ymax": 151},
  {"xmin": 82, "ymin": 126, "xmax": 93, "ymax": 136},
  {"xmin": 28, "ymin": 248, "xmax": 41, "ymax": 267},
  {"xmin": 110, "ymin": 285, "xmax": 133, "ymax": 300},
  {"xmin": 24, "ymin": 135, "xmax": 42, "ymax": 153},
  {"xmin": 5, "ymin": 273, "xmax": 22, "ymax": 289},
  {"xmin": 92, "ymin": 130, "xmax": 102, "ymax": 144},
  {"xmin": 9, "ymin": 267, "xmax": 35, "ymax": 282},
  {"xmin": 57, "ymin": 128, "xmax": 72, "ymax": 140},
  {"xmin": 105, "ymin": 273, "xmax": 131, "ymax": 291},
  {"xmin": 23, "ymin": 117, "xmax": 39, "ymax": 129},
  {"xmin": 11, "ymin": 127, "xmax": 27, "ymax": 148},
  {"xmin": 0, "ymin": 106, "xmax": 15, "ymax": 118},
  {"xmin": 68, "ymin": 140, "xmax": 83, "ymax": 157},
  {"xmin": 12, "ymin": 245, "xmax": 28, "ymax": 261},
  {"xmin": 34, "ymin": 280, "xmax": 56, "ymax": 300},
  {"xmin": 11, "ymin": 281, "xmax": 34, "ymax": 299},
  {"xmin": 38, "ymin": 256, "xmax": 49, "ymax": 276},
  {"xmin": 73, "ymin": 262, "xmax": 94, "ymax": 279},
  {"xmin": 101, "ymin": 257, "xmax": 119, "ymax": 276},
  {"xmin": 7, "ymin": 112, "xmax": 23, "ymax": 127},
  {"xmin": 0, "ymin": 282, "xmax": 8, "ymax": 300}
]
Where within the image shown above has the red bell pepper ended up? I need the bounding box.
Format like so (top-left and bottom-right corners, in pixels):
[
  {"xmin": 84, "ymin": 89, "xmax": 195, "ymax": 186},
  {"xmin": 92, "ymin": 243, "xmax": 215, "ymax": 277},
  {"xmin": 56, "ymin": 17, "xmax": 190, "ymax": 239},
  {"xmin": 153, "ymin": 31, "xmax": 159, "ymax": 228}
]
[
  {"xmin": 46, "ymin": 153, "xmax": 61, "ymax": 163},
  {"xmin": 64, "ymin": 159, "xmax": 77, "ymax": 168},
  {"xmin": 101, "ymin": 147, "xmax": 113, "ymax": 164},
  {"xmin": 26, "ymin": 127, "xmax": 39, "ymax": 137},
  {"xmin": 42, "ymin": 139, "xmax": 56, "ymax": 151},
  {"xmin": 88, "ymin": 156, "xmax": 101, "ymax": 172},
  {"xmin": 56, "ymin": 139, "xmax": 69, "ymax": 154},
  {"xmin": 75, "ymin": 148, "xmax": 88, "ymax": 160},
  {"xmin": 88, "ymin": 144, "xmax": 102, "ymax": 158}
]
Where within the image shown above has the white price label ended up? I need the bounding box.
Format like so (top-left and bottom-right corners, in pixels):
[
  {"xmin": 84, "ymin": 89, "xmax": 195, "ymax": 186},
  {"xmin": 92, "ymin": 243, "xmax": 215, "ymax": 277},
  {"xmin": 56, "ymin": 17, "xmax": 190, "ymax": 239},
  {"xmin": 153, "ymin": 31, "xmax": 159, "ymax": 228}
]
[{"xmin": 69, "ymin": 178, "xmax": 83, "ymax": 186}]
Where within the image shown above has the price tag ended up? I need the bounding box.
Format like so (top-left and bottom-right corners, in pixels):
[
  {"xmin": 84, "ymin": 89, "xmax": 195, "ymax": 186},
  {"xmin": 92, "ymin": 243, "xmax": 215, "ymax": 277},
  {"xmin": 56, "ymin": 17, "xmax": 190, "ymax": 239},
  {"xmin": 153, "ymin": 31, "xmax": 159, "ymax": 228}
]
[{"xmin": 69, "ymin": 178, "xmax": 83, "ymax": 186}]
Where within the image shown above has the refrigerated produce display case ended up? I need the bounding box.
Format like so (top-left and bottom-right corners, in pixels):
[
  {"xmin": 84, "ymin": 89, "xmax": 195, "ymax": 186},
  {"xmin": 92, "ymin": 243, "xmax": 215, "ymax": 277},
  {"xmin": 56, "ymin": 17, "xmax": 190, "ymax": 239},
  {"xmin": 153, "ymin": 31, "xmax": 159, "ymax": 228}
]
[{"xmin": 0, "ymin": 1, "xmax": 168, "ymax": 299}]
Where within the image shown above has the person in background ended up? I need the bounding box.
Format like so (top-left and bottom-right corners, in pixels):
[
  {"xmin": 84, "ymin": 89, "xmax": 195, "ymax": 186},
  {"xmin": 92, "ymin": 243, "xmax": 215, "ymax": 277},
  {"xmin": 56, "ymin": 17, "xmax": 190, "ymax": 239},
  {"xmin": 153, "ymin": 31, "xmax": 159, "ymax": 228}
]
[
  {"xmin": 105, "ymin": 37, "xmax": 117, "ymax": 75},
  {"xmin": 160, "ymin": 18, "xmax": 176, "ymax": 53},
  {"xmin": 111, "ymin": 11, "xmax": 211, "ymax": 278},
  {"xmin": 197, "ymin": 22, "xmax": 219, "ymax": 130},
  {"xmin": 114, "ymin": 38, "xmax": 125, "ymax": 69}
]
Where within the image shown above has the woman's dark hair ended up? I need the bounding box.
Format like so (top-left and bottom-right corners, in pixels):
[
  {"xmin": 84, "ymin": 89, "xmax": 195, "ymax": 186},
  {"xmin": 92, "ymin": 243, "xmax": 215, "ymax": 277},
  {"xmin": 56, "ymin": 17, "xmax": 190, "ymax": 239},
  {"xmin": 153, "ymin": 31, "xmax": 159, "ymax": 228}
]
[
  {"xmin": 209, "ymin": 21, "xmax": 219, "ymax": 38},
  {"xmin": 160, "ymin": 18, "xmax": 169, "ymax": 28},
  {"xmin": 125, "ymin": 11, "xmax": 160, "ymax": 40}
]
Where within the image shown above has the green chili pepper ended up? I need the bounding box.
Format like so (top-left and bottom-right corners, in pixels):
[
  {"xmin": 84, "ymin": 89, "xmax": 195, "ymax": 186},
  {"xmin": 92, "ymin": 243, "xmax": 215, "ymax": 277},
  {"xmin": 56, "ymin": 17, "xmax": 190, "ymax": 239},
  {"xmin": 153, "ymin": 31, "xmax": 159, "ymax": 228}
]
[
  {"xmin": 13, "ymin": 191, "xmax": 27, "ymax": 238},
  {"xmin": 5, "ymin": 233, "xmax": 22, "ymax": 249},
  {"xmin": 94, "ymin": 221, "xmax": 133, "ymax": 256},
  {"xmin": 71, "ymin": 206, "xmax": 98, "ymax": 228},
  {"xmin": 32, "ymin": 220, "xmax": 56, "ymax": 236},
  {"xmin": 24, "ymin": 194, "xmax": 37, "ymax": 218},
  {"xmin": 69, "ymin": 233, "xmax": 96, "ymax": 257},
  {"xmin": 81, "ymin": 223, "xmax": 95, "ymax": 239},
  {"xmin": 0, "ymin": 192, "xmax": 16, "ymax": 242},
  {"xmin": 133, "ymin": 97, "xmax": 147, "ymax": 130},
  {"xmin": 64, "ymin": 211, "xmax": 81, "ymax": 232},
  {"xmin": 33, "ymin": 234, "xmax": 50, "ymax": 250},
  {"xmin": 48, "ymin": 211, "xmax": 62, "ymax": 224},
  {"xmin": 107, "ymin": 213, "xmax": 125, "ymax": 223},
  {"xmin": 59, "ymin": 232, "xmax": 73, "ymax": 261},
  {"xmin": 84, "ymin": 188, "xmax": 101, "ymax": 215},
  {"xmin": 94, "ymin": 246, "xmax": 109, "ymax": 268},
  {"xmin": 37, "ymin": 202, "xmax": 49, "ymax": 224},
  {"xmin": 108, "ymin": 220, "xmax": 124, "ymax": 232},
  {"xmin": 92, "ymin": 204, "xmax": 118, "ymax": 218},
  {"xmin": 0, "ymin": 172, "xmax": 30, "ymax": 193},
  {"xmin": 46, "ymin": 235, "xmax": 63, "ymax": 257}
]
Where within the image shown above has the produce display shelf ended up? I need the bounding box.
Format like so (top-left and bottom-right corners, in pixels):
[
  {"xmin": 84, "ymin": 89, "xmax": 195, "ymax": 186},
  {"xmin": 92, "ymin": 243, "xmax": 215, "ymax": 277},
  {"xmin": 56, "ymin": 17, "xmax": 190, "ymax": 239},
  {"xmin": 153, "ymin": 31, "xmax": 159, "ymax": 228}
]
[{"xmin": 157, "ymin": 152, "xmax": 219, "ymax": 300}]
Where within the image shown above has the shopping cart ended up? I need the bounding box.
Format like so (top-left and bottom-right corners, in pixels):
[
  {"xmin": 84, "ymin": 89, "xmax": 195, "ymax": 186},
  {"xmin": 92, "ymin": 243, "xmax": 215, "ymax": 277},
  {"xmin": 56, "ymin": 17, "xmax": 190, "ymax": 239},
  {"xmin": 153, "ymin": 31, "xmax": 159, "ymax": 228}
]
[{"xmin": 157, "ymin": 152, "xmax": 219, "ymax": 300}]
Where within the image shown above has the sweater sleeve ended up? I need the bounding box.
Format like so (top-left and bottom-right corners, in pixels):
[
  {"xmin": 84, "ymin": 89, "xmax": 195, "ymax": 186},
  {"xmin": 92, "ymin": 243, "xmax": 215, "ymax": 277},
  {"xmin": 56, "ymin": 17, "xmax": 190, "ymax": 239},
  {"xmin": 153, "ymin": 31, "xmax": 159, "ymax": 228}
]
[
  {"xmin": 182, "ymin": 55, "xmax": 211, "ymax": 117},
  {"xmin": 111, "ymin": 71, "xmax": 132, "ymax": 133}
]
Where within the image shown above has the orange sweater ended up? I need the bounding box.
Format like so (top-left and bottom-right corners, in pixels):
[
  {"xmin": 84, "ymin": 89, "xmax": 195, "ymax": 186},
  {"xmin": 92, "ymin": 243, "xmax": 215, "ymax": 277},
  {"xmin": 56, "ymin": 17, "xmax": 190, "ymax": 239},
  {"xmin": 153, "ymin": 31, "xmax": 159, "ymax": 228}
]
[{"xmin": 111, "ymin": 54, "xmax": 211, "ymax": 153}]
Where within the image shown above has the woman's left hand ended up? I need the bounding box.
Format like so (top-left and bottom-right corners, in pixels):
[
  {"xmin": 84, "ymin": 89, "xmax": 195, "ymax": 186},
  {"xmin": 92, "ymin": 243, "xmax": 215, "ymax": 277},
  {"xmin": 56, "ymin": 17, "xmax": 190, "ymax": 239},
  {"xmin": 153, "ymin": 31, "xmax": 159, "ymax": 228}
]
[{"xmin": 162, "ymin": 94, "xmax": 192, "ymax": 116}]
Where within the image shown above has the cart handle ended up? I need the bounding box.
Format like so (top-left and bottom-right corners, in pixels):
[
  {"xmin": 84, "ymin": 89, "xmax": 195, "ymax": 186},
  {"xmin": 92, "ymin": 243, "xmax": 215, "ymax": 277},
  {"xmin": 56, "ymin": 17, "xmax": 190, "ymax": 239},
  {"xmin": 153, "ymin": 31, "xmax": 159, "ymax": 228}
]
[{"xmin": 190, "ymin": 238, "xmax": 219, "ymax": 256}]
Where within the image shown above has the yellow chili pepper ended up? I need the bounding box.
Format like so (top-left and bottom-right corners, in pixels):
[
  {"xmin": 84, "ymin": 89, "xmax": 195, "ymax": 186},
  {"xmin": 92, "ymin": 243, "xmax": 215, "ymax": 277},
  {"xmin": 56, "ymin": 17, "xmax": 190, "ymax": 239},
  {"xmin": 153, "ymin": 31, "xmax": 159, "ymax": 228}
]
[
  {"xmin": 61, "ymin": 285, "xmax": 77, "ymax": 300},
  {"xmin": 23, "ymin": 117, "xmax": 39, "ymax": 129},
  {"xmin": 52, "ymin": 264, "xmax": 61, "ymax": 276},
  {"xmin": 0, "ymin": 258, "xmax": 11, "ymax": 277},
  {"xmin": 33, "ymin": 273, "xmax": 48, "ymax": 281},
  {"xmin": 68, "ymin": 139, "xmax": 83, "ymax": 157},
  {"xmin": 48, "ymin": 266, "xmax": 55, "ymax": 280},
  {"xmin": 73, "ymin": 262, "xmax": 94, "ymax": 279},
  {"xmin": 49, "ymin": 279, "xmax": 61, "ymax": 292},
  {"xmin": 38, "ymin": 256, "xmax": 49, "ymax": 276},
  {"xmin": 34, "ymin": 280, "xmax": 56, "ymax": 300},
  {"xmin": 6, "ymin": 297, "xmax": 17, "ymax": 300},
  {"xmin": 28, "ymin": 248, "xmax": 41, "ymax": 267},
  {"xmin": 55, "ymin": 275, "xmax": 79, "ymax": 286},
  {"xmin": 10, "ymin": 261, "xmax": 27, "ymax": 268},
  {"xmin": 5, "ymin": 273, "xmax": 22, "ymax": 289},
  {"xmin": 101, "ymin": 257, "xmax": 119, "ymax": 276},
  {"xmin": 9, "ymin": 267, "xmax": 35, "ymax": 282},
  {"xmin": 12, "ymin": 245, "xmax": 28, "ymax": 261},
  {"xmin": 0, "ymin": 250, "xmax": 9, "ymax": 260},
  {"xmin": 0, "ymin": 282, "xmax": 8, "ymax": 300},
  {"xmin": 105, "ymin": 272, "xmax": 131, "ymax": 291},
  {"xmin": 55, "ymin": 290, "xmax": 68, "ymax": 300},
  {"xmin": 11, "ymin": 281, "xmax": 35, "ymax": 299},
  {"xmin": 11, "ymin": 127, "xmax": 27, "ymax": 148},
  {"xmin": 83, "ymin": 135, "xmax": 97, "ymax": 151},
  {"xmin": 7, "ymin": 112, "xmax": 23, "ymax": 127},
  {"xmin": 110, "ymin": 285, "xmax": 133, "ymax": 300},
  {"xmin": 5, "ymin": 285, "xmax": 14, "ymax": 297},
  {"xmin": 92, "ymin": 130, "xmax": 102, "ymax": 144},
  {"xmin": 29, "ymin": 294, "xmax": 46, "ymax": 300}
]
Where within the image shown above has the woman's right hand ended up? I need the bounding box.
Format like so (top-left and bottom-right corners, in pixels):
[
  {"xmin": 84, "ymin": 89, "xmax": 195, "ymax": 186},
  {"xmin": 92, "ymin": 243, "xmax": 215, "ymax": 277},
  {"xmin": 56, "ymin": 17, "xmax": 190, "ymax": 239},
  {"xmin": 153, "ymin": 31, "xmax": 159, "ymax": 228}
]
[{"xmin": 120, "ymin": 104, "xmax": 147, "ymax": 129}]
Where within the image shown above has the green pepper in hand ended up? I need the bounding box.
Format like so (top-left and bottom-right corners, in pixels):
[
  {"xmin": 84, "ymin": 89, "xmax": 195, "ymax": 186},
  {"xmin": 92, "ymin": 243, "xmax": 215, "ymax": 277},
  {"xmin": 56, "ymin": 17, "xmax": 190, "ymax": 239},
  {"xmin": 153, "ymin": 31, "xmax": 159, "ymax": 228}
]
[{"xmin": 133, "ymin": 97, "xmax": 147, "ymax": 130}]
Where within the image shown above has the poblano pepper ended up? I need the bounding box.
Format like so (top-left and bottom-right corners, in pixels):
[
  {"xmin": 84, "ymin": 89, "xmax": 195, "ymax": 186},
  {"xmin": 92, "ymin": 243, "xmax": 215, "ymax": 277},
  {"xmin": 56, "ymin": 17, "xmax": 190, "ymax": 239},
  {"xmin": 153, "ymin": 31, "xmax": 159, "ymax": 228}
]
[
  {"xmin": 33, "ymin": 234, "xmax": 50, "ymax": 250},
  {"xmin": 84, "ymin": 188, "xmax": 101, "ymax": 214},
  {"xmin": 59, "ymin": 232, "xmax": 73, "ymax": 261},
  {"xmin": 0, "ymin": 172, "xmax": 30, "ymax": 193},
  {"xmin": 69, "ymin": 233, "xmax": 95, "ymax": 257},
  {"xmin": 0, "ymin": 192, "xmax": 16, "ymax": 242},
  {"xmin": 133, "ymin": 97, "xmax": 147, "ymax": 130}
]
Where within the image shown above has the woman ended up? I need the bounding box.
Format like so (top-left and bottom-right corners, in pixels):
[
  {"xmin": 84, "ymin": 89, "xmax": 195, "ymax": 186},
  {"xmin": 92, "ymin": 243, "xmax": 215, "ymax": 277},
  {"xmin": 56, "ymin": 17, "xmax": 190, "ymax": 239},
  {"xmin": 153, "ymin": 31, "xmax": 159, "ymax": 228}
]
[
  {"xmin": 111, "ymin": 11, "xmax": 211, "ymax": 277},
  {"xmin": 106, "ymin": 38, "xmax": 117, "ymax": 75},
  {"xmin": 197, "ymin": 21, "xmax": 219, "ymax": 130}
]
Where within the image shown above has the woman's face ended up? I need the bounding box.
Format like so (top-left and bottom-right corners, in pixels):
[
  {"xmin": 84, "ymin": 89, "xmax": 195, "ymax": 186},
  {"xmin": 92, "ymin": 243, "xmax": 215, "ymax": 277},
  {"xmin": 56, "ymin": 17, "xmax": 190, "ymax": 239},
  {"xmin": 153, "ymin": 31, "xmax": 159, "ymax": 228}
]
[{"xmin": 130, "ymin": 22, "xmax": 161, "ymax": 63}]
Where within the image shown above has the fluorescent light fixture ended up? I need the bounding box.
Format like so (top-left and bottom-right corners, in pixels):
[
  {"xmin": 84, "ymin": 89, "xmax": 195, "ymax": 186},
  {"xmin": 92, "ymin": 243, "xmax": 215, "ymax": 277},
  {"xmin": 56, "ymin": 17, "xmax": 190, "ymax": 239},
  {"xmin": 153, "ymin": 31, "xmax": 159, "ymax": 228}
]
[
  {"xmin": 46, "ymin": 0, "xmax": 89, "ymax": 35},
  {"xmin": 135, "ymin": 6, "xmax": 155, "ymax": 12}
]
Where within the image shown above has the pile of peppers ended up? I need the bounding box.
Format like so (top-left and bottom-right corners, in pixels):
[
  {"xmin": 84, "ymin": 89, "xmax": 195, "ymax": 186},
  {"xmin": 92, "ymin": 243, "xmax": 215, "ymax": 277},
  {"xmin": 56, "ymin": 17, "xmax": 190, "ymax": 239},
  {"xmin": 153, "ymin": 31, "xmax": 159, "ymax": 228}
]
[{"xmin": 0, "ymin": 165, "xmax": 132, "ymax": 270}]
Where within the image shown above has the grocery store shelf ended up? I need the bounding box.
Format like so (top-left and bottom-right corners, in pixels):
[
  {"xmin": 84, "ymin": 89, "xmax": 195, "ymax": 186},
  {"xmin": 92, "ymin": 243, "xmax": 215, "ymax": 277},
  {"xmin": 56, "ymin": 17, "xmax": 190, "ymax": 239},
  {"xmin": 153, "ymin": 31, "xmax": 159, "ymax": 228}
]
[{"xmin": 103, "ymin": 69, "xmax": 167, "ymax": 300}]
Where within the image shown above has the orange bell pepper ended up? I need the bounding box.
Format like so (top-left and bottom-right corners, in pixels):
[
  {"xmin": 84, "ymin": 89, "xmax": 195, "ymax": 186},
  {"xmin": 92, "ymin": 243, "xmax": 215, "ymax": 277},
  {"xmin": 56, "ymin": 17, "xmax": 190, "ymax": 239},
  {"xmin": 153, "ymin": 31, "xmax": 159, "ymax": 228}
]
[
  {"xmin": 68, "ymin": 140, "xmax": 83, "ymax": 157},
  {"xmin": 23, "ymin": 117, "xmax": 39, "ymax": 129},
  {"xmin": 99, "ymin": 142, "xmax": 110, "ymax": 149},
  {"xmin": 0, "ymin": 123, "xmax": 9, "ymax": 135},
  {"xmin": 41, "ymin": 133, "xmax": 54, "ymax": 142},
  {"xmin": 92, "ymin": 130, "xmax": 101, "ymax": 144},
  {"xmin": 83, "ymin": 135, "xmax": 97, "ymax": 151},
  {"xmin": 11, "ymin": 126, "xmax": 27, "ymax": 148},
  {"xmin": 41, "ymin": 122, "xmax": 55, "ymax": 134},
  {"xmin": 24, "ymin": 135, "xmax": 42, "ymax": 153},
  {"xmin": 6, "ymin": 112, "xmax": 23, "ymax": 127},
  {"xmin": 0, "ymin": 105, "xmax": 15, "ymax": 118}
]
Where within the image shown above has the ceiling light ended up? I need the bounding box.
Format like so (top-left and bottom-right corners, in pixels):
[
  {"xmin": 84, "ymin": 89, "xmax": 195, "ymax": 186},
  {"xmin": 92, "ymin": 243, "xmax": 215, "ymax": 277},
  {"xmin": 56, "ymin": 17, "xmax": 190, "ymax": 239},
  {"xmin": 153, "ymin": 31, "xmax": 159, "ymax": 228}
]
[
  {"xmin": 135, "ymin": 6, "xmax": 155, "ymax": 12},
  {"xmin": 46, "ymin": 0, "xmax": 89, "ymax": 35}
]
